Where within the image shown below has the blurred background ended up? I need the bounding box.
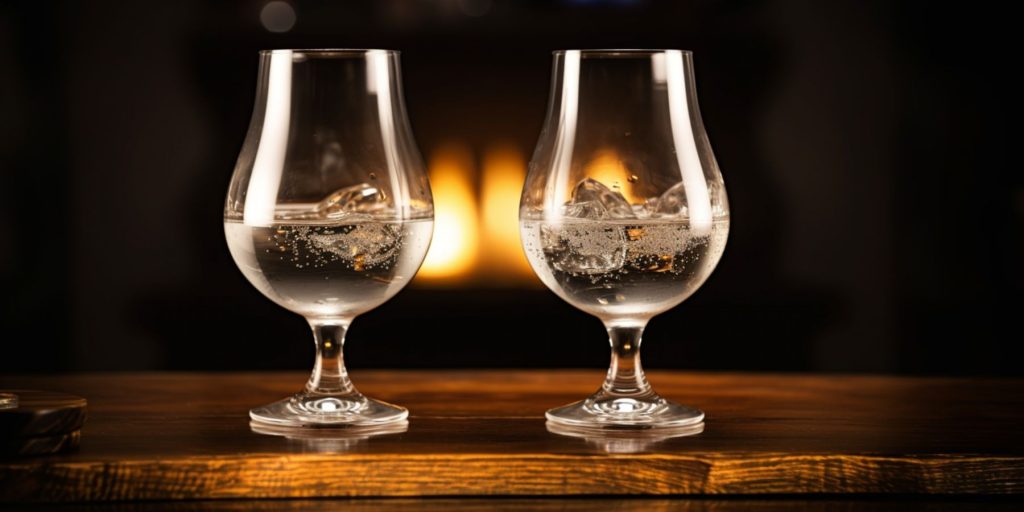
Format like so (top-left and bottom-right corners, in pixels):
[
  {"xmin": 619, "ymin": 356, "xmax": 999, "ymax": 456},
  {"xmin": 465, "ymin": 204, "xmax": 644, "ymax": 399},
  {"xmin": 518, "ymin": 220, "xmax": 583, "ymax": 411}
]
[{"xmin": 1, "ymin": 1, "xmax": 1019, "ymax": 375}]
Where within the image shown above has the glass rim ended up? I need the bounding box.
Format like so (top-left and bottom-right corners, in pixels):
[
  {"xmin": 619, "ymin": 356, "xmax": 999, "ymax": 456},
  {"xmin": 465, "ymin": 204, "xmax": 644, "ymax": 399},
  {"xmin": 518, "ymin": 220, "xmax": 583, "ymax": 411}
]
[
  {"xmin": 259, "ymin": 49, "xmax": 400, "ymax": 56},
  {"xmin": 552, "ymin": 49, "xmax": 693, "ymax": 57}
]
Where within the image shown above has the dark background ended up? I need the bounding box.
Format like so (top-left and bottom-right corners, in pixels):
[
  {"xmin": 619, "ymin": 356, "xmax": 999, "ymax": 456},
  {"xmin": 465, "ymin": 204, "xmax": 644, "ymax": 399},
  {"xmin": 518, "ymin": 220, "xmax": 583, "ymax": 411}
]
[{"xmin": 1, "ymin": 1, "xmax": 1020, "ymax": 375}]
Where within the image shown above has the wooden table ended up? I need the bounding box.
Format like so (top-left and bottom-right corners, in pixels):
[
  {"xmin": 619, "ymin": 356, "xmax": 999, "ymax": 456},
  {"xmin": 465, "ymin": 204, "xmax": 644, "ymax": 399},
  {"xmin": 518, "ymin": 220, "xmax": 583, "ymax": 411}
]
[{"xmin": 1, "ymin": 371, "xmax": 1022, "ymax": 507}]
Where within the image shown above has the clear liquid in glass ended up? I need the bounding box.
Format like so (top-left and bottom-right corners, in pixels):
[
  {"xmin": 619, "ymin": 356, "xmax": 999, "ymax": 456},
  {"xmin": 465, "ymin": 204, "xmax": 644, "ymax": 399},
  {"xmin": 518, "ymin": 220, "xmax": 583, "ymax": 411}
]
[
  {"xmin": 521, "ymin": 218, "xmax": 729, "ymax": 321},
  {"xmin": 225, "ymin": 217, "xmax": 433, "ymax": 319}
]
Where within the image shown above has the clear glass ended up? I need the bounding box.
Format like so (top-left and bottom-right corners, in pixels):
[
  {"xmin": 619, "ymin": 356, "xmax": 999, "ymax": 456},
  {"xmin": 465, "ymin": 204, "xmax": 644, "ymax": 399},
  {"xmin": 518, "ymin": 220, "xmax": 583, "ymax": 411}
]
[
  {"xmin": 520, "ymin": 50, "xmax": 729, "ymax": 431},
  {"xmin": 546, "ymin": 421, "xmax": 704, "ymax": 453},
  {"xmin": 250, "ymin": 421, "xmax": 408, "ymax": 451},
  {"xmin": 225, "ymin": 49, "xmax": 433, "ymax": 428}
]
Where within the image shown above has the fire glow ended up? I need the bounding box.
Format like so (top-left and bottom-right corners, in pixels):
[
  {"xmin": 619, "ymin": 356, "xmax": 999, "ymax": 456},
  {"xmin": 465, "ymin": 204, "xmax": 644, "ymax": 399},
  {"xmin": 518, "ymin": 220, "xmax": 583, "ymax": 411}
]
[
  {"xmin": 417, "ymin": 144, "xmax": 479, "ymax": 281},
  {"xmin": 416, "ymin": 143, "xmax": 536, "ymax": 286},
  {"xmin": 583, "ymin": 149, "xmax": 641, "ymax": 204}
]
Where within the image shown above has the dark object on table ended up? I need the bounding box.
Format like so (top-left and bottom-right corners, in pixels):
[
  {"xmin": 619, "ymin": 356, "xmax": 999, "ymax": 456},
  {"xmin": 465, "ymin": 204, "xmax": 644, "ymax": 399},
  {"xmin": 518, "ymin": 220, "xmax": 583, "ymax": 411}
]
[{"xmin": 0, "ymin": 390, "xmax": 86, "ymax": 456}]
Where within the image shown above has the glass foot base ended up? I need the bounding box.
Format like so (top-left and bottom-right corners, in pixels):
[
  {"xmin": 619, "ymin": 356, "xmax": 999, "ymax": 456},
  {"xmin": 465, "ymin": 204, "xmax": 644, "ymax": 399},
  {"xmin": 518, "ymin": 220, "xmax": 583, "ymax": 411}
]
[
  {"xmin": 546, "ymin": 420, "xmax": 703, "ymax": 452},
  {"xmin": 250, "ymin": 393, "xmax": 408, "ymax": 428},
  {"xmin": 250, "ymin": 420, "xmax": 408, "ymax": 452},
  {"xmin": 546, "ymin": 391, "xmax": 704, "ymax": 431}
]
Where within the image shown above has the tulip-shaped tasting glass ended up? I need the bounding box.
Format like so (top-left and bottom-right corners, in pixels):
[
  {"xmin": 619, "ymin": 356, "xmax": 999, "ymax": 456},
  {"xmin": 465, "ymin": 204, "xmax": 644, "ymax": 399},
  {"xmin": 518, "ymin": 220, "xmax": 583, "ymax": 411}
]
[
  {"xmin": 520, "ymin": 50, "xmax": 729, "ymax": 430},
  {"xmin": 225, "ymin": 50, "xmax": 433, "ymax": 428}
]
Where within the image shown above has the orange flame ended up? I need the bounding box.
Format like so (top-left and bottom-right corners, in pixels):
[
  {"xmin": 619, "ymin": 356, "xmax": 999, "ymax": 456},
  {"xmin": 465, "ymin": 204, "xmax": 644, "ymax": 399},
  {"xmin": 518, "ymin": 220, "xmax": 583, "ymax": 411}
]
[
  {"xmin": 481, "ymin": 144, "xmax": 537, "ymax": 284},
  {"xmin": 417, "ymin": 143, "xmax": 479, "ymax": 281},
  {"xmin": 415, "ymin": 142, "xmax": 537, "ymax": 286}
]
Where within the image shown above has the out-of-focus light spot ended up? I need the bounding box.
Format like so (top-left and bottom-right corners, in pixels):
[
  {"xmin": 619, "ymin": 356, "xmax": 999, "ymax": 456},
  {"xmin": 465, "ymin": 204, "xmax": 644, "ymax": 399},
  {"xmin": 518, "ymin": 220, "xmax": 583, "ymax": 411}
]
[
  {"xmin": 0, "ymin": 393, "xmax": 17, "ymax": 410},
  {"xmin": 481, "ymin": 144, "xmax": 536, "ymax": 283},
  {"xmin": 458, "ymin": 0, "xmax": 492, "ymax": 17},
  {"xmin": 417, "ymin": 143, "xmax": 479, "ymax": 282},
  {"xmin": 261, "ymin": 1, "xmax": 296, "ymax": 33}
]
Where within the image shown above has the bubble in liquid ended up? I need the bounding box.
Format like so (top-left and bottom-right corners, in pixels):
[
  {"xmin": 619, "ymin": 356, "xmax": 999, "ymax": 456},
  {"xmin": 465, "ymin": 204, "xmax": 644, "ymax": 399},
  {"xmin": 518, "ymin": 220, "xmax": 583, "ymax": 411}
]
[{"xmin": 540, "ymin": 223, "xmax": 626, "ymax": 275}]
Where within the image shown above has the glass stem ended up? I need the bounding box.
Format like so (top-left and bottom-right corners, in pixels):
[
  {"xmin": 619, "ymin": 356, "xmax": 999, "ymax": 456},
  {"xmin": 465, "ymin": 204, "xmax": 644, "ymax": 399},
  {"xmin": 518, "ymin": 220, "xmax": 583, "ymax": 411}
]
[
  {"xmin": 602, "ymin": 321, "xmax": 653, "ymax": 397},
  {"xmin": 305, "ymin": 318, "xmax": 360, "ymax": 397}
]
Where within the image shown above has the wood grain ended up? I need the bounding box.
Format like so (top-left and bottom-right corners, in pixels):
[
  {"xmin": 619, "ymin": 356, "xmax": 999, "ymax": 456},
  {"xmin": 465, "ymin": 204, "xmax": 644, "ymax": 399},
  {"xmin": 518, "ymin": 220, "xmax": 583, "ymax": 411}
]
[
  {"xmin": 7, "ymin": 498, "xmax": 1024, "ymax": 512},
  {"xmin": 0, "ymin": 371, "xmax": 1022, "ymax": 502}
]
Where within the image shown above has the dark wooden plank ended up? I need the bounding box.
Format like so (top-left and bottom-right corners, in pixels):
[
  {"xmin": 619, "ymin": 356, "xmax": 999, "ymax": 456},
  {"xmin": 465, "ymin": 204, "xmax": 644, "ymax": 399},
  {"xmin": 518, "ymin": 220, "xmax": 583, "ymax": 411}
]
[
  {"xmin": 0, "ymin": 371, "xmax": 1022, "ymax": 501},
  {"xmin": 8, "ymin": 498, "xmax": 1024, "ymax": 512}
]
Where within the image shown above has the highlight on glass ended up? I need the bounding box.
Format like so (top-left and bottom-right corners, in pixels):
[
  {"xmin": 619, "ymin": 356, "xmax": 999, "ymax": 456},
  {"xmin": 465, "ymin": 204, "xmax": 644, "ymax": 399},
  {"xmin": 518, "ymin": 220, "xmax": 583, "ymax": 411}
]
[
  {"xmin": 520, "ymin": 50, "xmax": 729, "ymax": 431},
  {"xmin": 225, "ymin": 49, "xmax": 433, "ymax": 428}
]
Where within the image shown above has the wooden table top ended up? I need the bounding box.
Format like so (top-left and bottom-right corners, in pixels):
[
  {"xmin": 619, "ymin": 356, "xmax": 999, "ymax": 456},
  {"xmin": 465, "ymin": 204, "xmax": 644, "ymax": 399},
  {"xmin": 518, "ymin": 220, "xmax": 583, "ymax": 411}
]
[{"xmin": 0, "ymin": 371, "xmax": 1022, "ymax": 503}]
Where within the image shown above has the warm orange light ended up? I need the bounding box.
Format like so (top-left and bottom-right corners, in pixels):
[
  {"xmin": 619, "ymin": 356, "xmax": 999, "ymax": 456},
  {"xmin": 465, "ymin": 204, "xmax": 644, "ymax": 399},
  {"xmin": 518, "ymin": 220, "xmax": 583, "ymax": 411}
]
[
  {"xmin": 417, "ymin": 143, "xmax": 479, "ymax": 281},
  {"xmin": 584, "ymin": 148, "xmax": 640, "ymax": 203},
  {"xmin": 481, "ymin": 144, "xmax": 536, "ymax": 284}
]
